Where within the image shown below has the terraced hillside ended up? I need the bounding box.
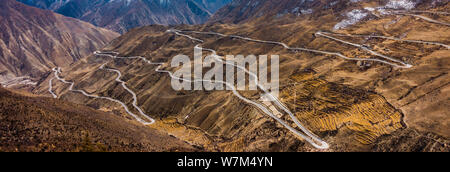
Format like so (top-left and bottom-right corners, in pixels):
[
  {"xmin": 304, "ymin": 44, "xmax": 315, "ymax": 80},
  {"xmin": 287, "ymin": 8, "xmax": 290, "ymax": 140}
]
[
  {"xmin": 34, "ymin": 0, "xmax": 449, "ymax": 151},
  {"xmin": 283, "ymin": 69, "xmax": 404, "ymax": 145}
]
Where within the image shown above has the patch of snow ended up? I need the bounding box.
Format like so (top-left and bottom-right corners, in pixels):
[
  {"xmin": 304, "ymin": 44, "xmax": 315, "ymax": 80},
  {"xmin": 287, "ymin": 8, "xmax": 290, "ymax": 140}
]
[
  {"xmin": 350, "ymin": 0, "xmax": 362, "ymax": 3},
  {"xmin": 330, "ymin": 1, "xmax": 339, "ymax": 6},
  {"xmin": 334, "ymin": 9, "xmax": 368, "ymax": 30},
  {"xmin": 385, "ymin": 0, "xmax": 416, "ymax": 10},
  {"xmin": 364, "ymin": 7, "xmax": 375, "ymax": 12},
  {"xmin": 333, "ymin": 0, "xmax": 418, "ymax": 30},
  {"xmin": 301, "ymin": 9, "xmax": 313, "ymax": 15},
  {"xmin": 109, "ymin": 0, "xmax": 134, "ymax": 6}
]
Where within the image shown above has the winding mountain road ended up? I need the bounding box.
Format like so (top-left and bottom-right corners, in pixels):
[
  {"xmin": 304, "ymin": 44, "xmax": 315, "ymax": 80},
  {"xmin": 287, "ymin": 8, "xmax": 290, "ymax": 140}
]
[
  {"xmin": 170, "ymin": 30, "xmax": 330, "ymax": 149},
  {"xmin": 196, "ymin": 46, "xmax": 330, "ymax": 149},
  {"xmin": 92, "ymin": 31, "xmax": 331, "ymax": 149},
  {"xmin": 166, "ymin": 28, "xmax": 447, "ymax": 148},
  {"xmin": 173, "ymin": 29, "xmax": 413, "ymax": 68},
  {"xmin": 50, "ymin": 26, "xmax": 441, "ymax": 149},
  {"xmin": 50, "ymin": 67, "xmax": 155, "ymax": 125},
  {"xmin": 315, "ymin": 31, "xmax": 413, "ymax": 68},
  {"xmin": 394, "ymin": 12, "xmax": 450, "ymax": 26},
  {"xmin": 49, "ymin": 78, "xmax": 57, "ymax": 98},
  {"xmin": 393, "ymin": 10, "xmax": 450, "ymax": 15},
  {"xmin": 100, "ymin": 63, "xmax": 156, "ymax": 124},
  {"xmin": 94, "ymin": 49, "xmax": 330, "ymax": 149},
  {"xmin": 317, "ymin": 31, "xmax": 450, "ymax": 49}
]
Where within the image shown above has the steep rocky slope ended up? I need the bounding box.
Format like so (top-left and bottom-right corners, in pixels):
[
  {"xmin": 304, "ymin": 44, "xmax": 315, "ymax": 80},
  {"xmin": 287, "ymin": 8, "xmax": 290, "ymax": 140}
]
[
  {"xmin": 17, "ymin": 0, "xmax": 232, "ymax": 33},
  {"xmin": 0, "ymin": 87, "xmax": 196, "ymax": 152},
  {"xmin": 0, "ymin": 0, "xmax": 119, "ymax": 87},
  {"xmin": 35, "ymin": 0, "xmax": 449, "ymax": 151},
  {"xmin": 194, "ymin": 0, "xmax": 233, "ymax": 13},
  {"xmin": 209, "ymin": 0, "xmax": 324, "ymax": 24},
  {"xmin": 209, "ymin": 0, "xmax": 448, "ymax": 24}
]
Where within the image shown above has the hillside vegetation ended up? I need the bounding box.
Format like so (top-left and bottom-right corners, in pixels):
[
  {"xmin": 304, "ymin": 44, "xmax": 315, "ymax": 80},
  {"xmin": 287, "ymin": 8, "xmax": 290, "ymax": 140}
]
[{"xmin": 0, "ymin": 87, "xmax": 196, "ymax": 152}]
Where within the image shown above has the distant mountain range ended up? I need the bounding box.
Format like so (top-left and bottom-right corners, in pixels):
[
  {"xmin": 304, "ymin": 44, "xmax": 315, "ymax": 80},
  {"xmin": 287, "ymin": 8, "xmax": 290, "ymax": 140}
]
[
  {"xmin": 209, "ymin": 0, "xmax": 447, "ymax": 24},
  {"xmin": 0, "ymin": 0, "xmax": 119, "ymax": 84},
  {"xmin": 17, "ymin": 0, "xmax": 232, "ymax": 33}
]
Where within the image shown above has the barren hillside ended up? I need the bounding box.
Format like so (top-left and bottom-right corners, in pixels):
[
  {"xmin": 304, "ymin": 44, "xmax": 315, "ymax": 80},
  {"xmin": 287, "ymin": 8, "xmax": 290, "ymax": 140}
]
[
  {"xmin": 0, "ymin": 87, "xmax": 196, "ymax": 152},
  {"xmin": 0, "ymin": 0, "xmax": 119, "ymax": 87},
  {"xmin": 34, "ymin": 0, "xmax": 449, "ymax": 151}
]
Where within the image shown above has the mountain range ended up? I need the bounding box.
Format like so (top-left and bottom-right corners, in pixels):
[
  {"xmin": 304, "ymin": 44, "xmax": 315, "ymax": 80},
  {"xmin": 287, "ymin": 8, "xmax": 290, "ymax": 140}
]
[
  {"xmin": 18, "ymin": 0, "xmax": 232, "ymax": 33},
  {"xmin": 1, "ymin": 0, "xmax": 448, "ymax": 152},
  {"xmin": 0, "ymin": 0, "xmax": 119, "ymax": 87},
  {"xmin": 32, "ymin": 0, "xmax": 449, "ymax": 151}
]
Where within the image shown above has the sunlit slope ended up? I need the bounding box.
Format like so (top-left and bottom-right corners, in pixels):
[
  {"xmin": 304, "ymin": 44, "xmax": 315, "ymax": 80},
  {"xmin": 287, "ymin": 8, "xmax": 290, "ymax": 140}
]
[
  {"xmin": 34, "ymin": 1, "xmax": 449, "ymax": 151},
  {"xmin": 0, "ymin": 87, "xmax": 196, "ymax": 152}
]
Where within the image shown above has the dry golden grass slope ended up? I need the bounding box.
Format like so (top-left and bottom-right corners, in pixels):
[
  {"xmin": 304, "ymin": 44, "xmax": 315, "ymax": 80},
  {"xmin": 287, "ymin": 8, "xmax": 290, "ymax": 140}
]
[
  {"xmin": 34, "ymin": 1, "xmax": 449, "ymax": 151},
  {"xmin": 0, "ymin": 87, "xmax": 196, "ymax": 152}
]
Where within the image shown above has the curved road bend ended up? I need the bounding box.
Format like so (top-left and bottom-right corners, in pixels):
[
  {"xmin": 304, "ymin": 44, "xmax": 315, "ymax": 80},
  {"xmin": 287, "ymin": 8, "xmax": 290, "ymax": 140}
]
[
  {"xmin": 171, "ymin": 29, "xmax": 413, "ymax": 68},
  {"xmin": 199, "ymin": 46, "xmax": 330, "ymax": 149},
  {"xmin": 99, "ymin": 63, "xmax": 156, "ymax": 124},
  {"xmin": 317, "ymin": 31, "xmax": 450, "ymax": 49},
  {"xmin": 46, "ymin": 10, "xmax": 449, "ymax": 149},
  {"xmin": 394, "ymin": 12, "xmax": 450, "ymax": 26},
  {"xmin": 50, "ymin": 67, "xmax": 155, "ymax": 125},
  {"xmin": 166, "ymin": 30, "xmax": 330, "ymax": 149},
  {"xmin": 94, "ymin": 48, "xmax": 329, "ymax": 149},
  {"xmin": 49, "ymin": 78, "xmax": 58, "ymax": 98},
  {"xmin": 392, "ymin": 10, "xmax": 450, "ymax": 15},
  {"xmin": 315, "ymin": 31, "xmax": 413, "ymax": 68}
]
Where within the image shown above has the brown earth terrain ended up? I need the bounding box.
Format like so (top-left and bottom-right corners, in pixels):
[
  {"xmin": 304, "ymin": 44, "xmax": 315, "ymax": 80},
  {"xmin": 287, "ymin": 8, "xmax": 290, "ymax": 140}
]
[
  {"xmin": 0, "ymin": 0, "xmax": 119, "ymax": 86},
  {"xmin": 0, "ymin": 87, "xmax": 197, "ymax": 152},
  {"xmin": 31, "ymin": 0, "xmax": 449, "ymax": 151}
]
